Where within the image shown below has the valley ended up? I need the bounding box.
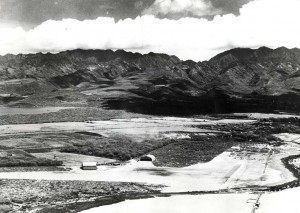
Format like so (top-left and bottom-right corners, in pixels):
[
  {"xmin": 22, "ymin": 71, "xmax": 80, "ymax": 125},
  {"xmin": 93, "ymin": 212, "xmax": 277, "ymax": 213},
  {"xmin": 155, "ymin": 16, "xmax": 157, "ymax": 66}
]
[{"xmin": 0, "ymin": 47, "xmax": 300, "ymax": 212}]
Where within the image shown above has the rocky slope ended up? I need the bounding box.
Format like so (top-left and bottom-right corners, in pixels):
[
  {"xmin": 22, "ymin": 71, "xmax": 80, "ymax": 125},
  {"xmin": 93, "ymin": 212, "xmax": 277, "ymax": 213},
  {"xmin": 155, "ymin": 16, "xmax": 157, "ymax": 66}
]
[{"xmin": 0, "ymin": 47, "xmax": 300, "ymax": 114}]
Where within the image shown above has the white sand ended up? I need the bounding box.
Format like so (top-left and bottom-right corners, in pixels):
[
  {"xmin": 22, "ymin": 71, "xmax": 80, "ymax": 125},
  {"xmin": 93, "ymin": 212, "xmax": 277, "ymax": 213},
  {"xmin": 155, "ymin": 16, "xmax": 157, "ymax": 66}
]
[
  {"xmin": 0, "ymin": 145, "xmax": 275, "ymax": 193},
  {"xmin": 290, "ymin": 158, "xmax": 300, "ymax": 168},
  {"xmin": 257, "ymin": 187, "xmax": 300, "ymax": 213},
  {"xmin": 80, "ymin": 193, "xmax": 256, "ymax": 213},
  {"xmin": 274, "ymin": 133, "xmax": 300, "ymax": 143},
  {"xmin": 234, "ymin": 113, "xmax": 300, "ymax": 119},
  {"xmin": 261, "ymin": 133, "xmax": 300, "ymax": 186}
]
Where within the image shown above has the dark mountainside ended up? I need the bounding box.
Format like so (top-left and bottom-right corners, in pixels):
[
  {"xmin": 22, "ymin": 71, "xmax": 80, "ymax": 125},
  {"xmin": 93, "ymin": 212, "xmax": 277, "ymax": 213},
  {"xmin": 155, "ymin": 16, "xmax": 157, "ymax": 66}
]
[{"xmin": 0, "ymin": 47, "xmax": 300, "ymax": 115}]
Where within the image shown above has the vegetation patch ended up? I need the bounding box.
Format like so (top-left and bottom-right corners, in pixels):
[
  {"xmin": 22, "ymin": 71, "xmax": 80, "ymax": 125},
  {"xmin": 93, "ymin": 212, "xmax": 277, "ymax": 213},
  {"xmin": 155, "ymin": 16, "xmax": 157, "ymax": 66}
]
[
  {"xmin": 74, "ymin": 131, "xmax": 103, "ymax": 137},
  {"xmin": 0, "ymin": 149, "xmax": 62, "ymax": 167},
  {"xmin": 0, "ymin": 132, "xmax": 173, "ymax": 162},
  {"xmin": 61, "ymin": 136, "xmax": 174, "ymax": 161},
  {"xmin": 282, "ymin": 154, "xmax": 300, "ymax": 179},
  {"xmin": 151, "ymin": 136, "xmax": 237, "ymax": 167},
  {"xmin": 0, "ymin": 107, "xmax": 146, "ymax": 125},
  {"xmin": 0, "ymin": 179, "xmax": 160, "ymax": 212}
]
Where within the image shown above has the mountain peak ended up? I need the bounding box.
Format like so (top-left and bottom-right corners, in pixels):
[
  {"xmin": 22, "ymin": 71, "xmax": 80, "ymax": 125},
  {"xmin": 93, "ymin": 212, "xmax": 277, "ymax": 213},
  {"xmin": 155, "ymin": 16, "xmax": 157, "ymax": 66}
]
[
  {"xmin": 275, "ymin": 46, "xmax": 290, "ymax": 51},
  {"xmin": 209, "ymin": 47, "xmax": 255, "ymax": 63}
]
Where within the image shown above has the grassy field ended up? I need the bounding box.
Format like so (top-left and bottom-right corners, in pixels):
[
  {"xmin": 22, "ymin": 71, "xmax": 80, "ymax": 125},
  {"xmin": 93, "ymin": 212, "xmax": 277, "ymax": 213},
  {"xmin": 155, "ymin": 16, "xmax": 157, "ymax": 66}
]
[{"xmin": 0, "ymin": 149, "xmax": 62, "ymax": 167}]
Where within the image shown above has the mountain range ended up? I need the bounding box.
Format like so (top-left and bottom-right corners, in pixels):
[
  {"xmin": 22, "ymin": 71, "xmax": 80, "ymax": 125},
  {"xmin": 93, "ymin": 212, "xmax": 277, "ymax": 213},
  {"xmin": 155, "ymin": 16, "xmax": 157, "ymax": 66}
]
[{"xmin": 0, "ymin": 46, "xmax": 300, "ymax": 114}]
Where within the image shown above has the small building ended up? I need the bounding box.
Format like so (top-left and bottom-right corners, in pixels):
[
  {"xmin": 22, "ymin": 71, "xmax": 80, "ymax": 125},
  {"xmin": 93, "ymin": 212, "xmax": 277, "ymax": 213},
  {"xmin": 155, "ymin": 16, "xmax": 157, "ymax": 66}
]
[
  {"xmin": 140, "ymin": 154, "xmax": 156, "ymax": 162},
  {"xmin": 81, "ymin": 162, "xmax": 97, "ymax": 170}
]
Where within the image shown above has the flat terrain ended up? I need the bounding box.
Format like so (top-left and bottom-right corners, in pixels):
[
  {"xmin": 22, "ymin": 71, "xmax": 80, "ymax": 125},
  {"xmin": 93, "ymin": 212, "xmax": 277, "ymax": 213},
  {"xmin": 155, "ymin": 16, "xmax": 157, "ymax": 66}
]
[
  {"xmin": 80, "ymin": 193, "xmax": 257, "ymax": 213},
  {"xmin": 256, "ymin": 185, "xmax": 300, "ymax": 213},
  {"xmin": 0, "ymin": 116, "xmax": 247, "ymax": 162},
  {"xmin": 32, "ymin": 152, "xmax": 115, "ymax": 167},
  {"xmin": 0, "ymin": 144, "xmax": 272, "ymax": 192},
  {"xmin": 0, "ymin": 105, "xmax": 300, "ymax": 212},
  {"xmin": 0, "ymin": 179, "xmax": 160, "ymax": 213}
]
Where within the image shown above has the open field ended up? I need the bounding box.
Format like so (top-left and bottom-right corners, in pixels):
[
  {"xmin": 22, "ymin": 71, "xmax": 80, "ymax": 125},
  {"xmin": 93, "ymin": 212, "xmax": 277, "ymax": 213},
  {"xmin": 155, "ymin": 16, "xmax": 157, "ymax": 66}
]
[
  {"xmin": 0, "ymin": 116, "xmax": 253, "ymax": 162},
  {"xmin": 0, "ymin": 106, "xmax": 77, "ymax": 116},
  {"xmin": 0, "ymin": 106, "xmax": 300, "ymax": 212},
  {"xmin": 0, "ymin": 143, "xmax": 285, "ymax": 193},
  {"xmin": 80, "ymin": 193, "xmax": 257, "ymax": 213},
  {"xmin": 0, "ymin": 117, "xmax": 250, "ymax": 138},
  {"xmin": 78, "ymin": 134, "xmax": 300, "ymax": 213},
  {"xmin": 0, "ymin": 107, "xmax": 148, "ymax": 125},
  {"xmin": 256, "ymin": 186, "xmax": 300, "ymax": 213}
]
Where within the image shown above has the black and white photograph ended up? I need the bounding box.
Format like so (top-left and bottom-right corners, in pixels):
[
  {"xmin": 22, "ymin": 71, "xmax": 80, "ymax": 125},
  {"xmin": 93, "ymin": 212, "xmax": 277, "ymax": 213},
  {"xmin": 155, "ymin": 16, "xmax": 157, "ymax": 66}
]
[{"xmin": 0, "ymin": 0, "xmax": 300, "ymax": 212}]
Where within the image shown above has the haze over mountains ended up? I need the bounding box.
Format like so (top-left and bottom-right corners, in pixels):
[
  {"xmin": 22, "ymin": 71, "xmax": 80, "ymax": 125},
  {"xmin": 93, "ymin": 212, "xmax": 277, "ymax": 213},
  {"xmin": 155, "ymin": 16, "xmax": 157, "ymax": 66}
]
[{"xmin": 0, "ymin": 46, "xmax": 300, "ymax": 114}]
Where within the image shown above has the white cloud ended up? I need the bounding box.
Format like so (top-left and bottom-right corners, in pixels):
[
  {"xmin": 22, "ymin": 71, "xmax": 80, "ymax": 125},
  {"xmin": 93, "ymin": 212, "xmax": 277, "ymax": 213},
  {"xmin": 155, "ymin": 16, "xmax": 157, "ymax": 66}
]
[
  {"xmin": 0, "ymin": 0, "xmax": 300, "ymax": 61},
  {"xmin": 142, "ymin": 0, "xmax": 222, "ymax": 17}
]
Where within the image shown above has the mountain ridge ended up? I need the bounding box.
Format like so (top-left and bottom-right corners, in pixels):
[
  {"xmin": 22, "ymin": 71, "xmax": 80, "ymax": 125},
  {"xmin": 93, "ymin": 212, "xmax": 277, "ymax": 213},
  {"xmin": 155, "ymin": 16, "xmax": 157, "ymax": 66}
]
[{"xmin": 0, "ymin": 46, "xmax": 300, "ymax": 114}]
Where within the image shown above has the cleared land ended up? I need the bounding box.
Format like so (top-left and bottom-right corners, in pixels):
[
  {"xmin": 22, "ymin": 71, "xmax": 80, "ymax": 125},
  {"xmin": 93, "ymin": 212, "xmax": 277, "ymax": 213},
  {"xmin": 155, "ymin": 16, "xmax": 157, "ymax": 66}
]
[
  {"xmin": 0, "ymin": 143, "xmax": 281, "ymax": 192},
  {"xmin": 0, "ymin": 106, "xmax": 300, "ymax": 212},
  {"xmin": 256, "ymin": 186, "xmax": 300, "ymax": 213},
  {"xmin": 80, "ymin": 193, "xmax": 256, "ymax": 213},
  {"xmin": 0, "ymin": 116, "xmax": 247, "ymax": 163}
]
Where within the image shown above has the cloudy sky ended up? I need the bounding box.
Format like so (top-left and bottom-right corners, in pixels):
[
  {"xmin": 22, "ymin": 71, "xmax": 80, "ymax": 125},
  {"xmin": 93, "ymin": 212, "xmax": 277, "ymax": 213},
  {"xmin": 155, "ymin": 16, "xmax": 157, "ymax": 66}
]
[{"xmin": 0, "ymin": 0, "xmax": 299, "ymax": 61}]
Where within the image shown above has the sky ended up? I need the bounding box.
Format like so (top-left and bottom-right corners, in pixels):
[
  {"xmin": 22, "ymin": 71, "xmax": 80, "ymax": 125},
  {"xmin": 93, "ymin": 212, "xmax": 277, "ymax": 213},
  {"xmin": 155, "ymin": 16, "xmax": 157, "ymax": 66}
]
[{"xmin": 0, "ymin": 0, "xmax": 300, "ymax": 61}]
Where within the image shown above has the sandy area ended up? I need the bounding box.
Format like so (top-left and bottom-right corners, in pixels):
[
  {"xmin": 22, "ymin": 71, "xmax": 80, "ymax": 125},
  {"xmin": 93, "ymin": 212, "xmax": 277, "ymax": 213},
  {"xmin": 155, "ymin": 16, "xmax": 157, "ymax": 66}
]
[
  {"xmin": 233, "ymin": 113, "xmax": 300, "ymax": 119},
  {"xmin": 262, "ymin": 133, "xmax": 300, "ymax": 185},
  {"xmin": 256, "ymin": 187, "xmax": 300, "ymax": 213},
  {"xmin": 80, "ymin": 193, "xmax": 257, "ymax": 213},
  {"xmin": 0, "ymin": 144, "xmax": 277, "ymax": 193},
  {"xmin": 274, "ymin": 133, "xmax": 300, "ymax": 143},
  {"xmin": 290, "ymin": 158, "xmax": 300, "ymax": 168}
]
